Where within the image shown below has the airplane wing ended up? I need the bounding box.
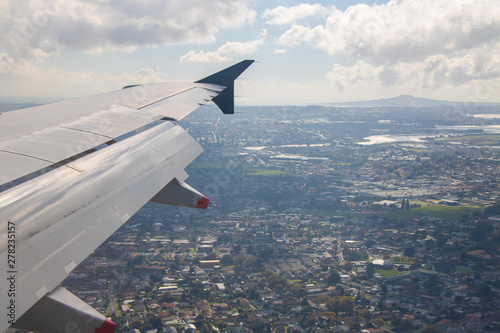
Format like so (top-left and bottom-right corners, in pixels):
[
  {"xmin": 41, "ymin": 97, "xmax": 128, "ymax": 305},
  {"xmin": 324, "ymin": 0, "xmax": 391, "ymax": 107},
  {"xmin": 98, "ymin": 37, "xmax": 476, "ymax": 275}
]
[{"xmin": 0, "ymin": 60, "xmax": 254, "ymax": 333}]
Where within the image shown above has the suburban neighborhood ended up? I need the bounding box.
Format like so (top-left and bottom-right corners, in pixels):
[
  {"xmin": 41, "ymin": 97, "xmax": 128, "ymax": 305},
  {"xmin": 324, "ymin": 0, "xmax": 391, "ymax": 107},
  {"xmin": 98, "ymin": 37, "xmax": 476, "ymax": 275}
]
[{"xmin": 59, "ymin": 104, "xmax": 500, "ymax": 332}]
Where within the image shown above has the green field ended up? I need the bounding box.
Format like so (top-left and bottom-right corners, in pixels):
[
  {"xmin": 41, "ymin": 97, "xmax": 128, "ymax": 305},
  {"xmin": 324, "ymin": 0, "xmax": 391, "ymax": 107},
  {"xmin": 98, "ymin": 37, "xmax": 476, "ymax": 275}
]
[
  {"xmin": 304, "ymin": 202, "xmax": 483, "ymax": 221},
  {"xmin": 245, "ymin": 168, "xmax": 291, "ymax": 177},
  {"xmin": 439, "ymin": 134, "xmax": 500, "ymax": 146},
  {"xmin": 375, "ymin": 269, "xmax": 399, "ymax": 278},
  {"xmin": 381, "ymin": 204, "xmax": 483, "ymax": 220}
]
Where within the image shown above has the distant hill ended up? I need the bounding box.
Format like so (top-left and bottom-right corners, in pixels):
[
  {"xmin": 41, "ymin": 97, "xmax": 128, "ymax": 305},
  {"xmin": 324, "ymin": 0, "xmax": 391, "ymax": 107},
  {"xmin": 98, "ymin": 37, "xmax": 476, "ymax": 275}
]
[{"xmin": 331, "ymin": 95, "xmax": 467, "ymax": 107}]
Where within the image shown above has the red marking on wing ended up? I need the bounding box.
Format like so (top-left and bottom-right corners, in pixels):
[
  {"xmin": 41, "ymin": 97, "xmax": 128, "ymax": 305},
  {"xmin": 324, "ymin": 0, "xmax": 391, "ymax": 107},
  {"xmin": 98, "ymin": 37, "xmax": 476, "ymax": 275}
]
[
  {"xmin": 94, "ymin": 319, "xmax": 115, "ymax": 333},
  {"xmin": 196, "ymin": 196, "xmax": 209, "ymax": 209}
]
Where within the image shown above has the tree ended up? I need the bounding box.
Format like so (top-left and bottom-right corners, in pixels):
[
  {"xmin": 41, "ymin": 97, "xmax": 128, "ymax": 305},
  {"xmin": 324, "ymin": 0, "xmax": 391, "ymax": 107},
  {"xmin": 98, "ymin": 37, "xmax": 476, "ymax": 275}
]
[
  {"xmin": 392, "ymin": 317, "xmax": 413, "ymax": 331},
  {"xmin": 372, "ymin": 318, "xmax": 385, "ymax": 328},
  {"xmin": 327, "ymin": 270, "xmax": 341, "ymax": 285},
  {"xmin": 478, "ymin": 282, "xmax": 492, "ymax": 296},
  {"xmin": 248, "ymin": 288, "xmax": 259, "ymax": 300},
  {"xmin": 326, "ymin": 297, "xmax": 339, "ymax": 314},
  {"xmin": 221, "ymin": 254, "xmax": 233, "ymax": 266},
  {"xmin": 366, "ymin": 262, "xmax": 375, "ymax": 278},
  {"xmin": 359, "ymin": 309, "xmax": 372, "ymax": 320},
  {"xmin": 381, "ymin": 284, "xmax": 387, "ymax": 294},
  {"xmin": 405, "ymin": 199, "xmax": 410, "ymax": 210},
  {"xmin": 421, "ymin": 324, "xmax": 439, "ymax": 333},
  {"xmin": 425, "ymin": 274, "xmax": 438, "ymax": 288},
  {"xmin": 344, "ymin": 249, "xmax": 366, "ymax": 261},
  {"xmin": 484, "ymin": 204, "xmax": 500, "ymax": 216},
  {"xmin": 303, "ymin": 313, "xmax": 318, "ymax": 328},
  {"xmin": 131, "ymin": 320, "xmax": 143, "ymax": 330},
  {"xmin": 217, "ymin": 234, "xmax": 231, "ymax": 244},
  {"xmin": 234, "ymin": 254, "xmax": 246, "ymax": 266},
  {"xmin": 343, "ymin": 261, "xmax": 353, "ymax": 274},
  {"xmin": 471, "ymin": 221, "xmax": 494, "ymax": 242},
  {"xmin": 392, "ymin": 317, "xmax": 403, "ymax": 329},
  {"xmin": 259, "ymin": 247, "xmax": 273, "ymax": 261},
  {"xmin": 404, "ymin": 246, "xmax": 416, "ymax": 257},
  {"xmin": 162, "ymin": 291, "xmax": 174, "ymax": 303},
  {"xmin": 436, "ymin": 233, "xmax": 448, "ymax": 247},
  {"xmin": 204, "ymin": 252, "xmax": 216, "ymax": 260},
  {"xmin": 339, "ymin": 296, "xmax": 354, "ymax": 314},
  {"xmin": 351, "ymin": 317, "xmax": 364, "ymax": 331}
]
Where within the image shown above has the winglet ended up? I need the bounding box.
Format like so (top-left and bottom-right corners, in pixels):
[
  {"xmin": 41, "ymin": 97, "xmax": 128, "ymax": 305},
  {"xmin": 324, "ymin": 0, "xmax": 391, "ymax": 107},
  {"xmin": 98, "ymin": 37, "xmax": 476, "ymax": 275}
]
[{"xmin": 195, "ymin": 60, "xmax": 254, "ymax": 114}]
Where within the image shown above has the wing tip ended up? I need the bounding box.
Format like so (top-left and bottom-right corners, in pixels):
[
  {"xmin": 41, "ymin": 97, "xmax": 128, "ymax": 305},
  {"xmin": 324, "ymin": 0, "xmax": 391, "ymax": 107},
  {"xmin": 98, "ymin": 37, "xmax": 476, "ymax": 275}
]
[
  {"xmin": 195, "ymin": 60, "xmax": 255, "ymax": 115},
  {"xmin": 195, "ymin": 60, "xmax": 255, "ymax": 86}
]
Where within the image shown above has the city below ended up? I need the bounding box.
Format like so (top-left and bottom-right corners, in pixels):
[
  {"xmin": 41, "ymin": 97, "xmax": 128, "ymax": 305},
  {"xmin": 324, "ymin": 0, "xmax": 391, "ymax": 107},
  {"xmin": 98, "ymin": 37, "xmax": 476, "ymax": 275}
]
[{"xmin": 12, "ymin": 100, "xmax": 497, "ymax": 333}]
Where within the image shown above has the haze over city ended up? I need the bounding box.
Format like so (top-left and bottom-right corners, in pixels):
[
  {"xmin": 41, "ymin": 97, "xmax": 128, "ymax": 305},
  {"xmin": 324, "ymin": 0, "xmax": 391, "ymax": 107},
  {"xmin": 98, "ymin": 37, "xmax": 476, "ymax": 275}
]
[{"xmin": 1, "ymin": 0, "xmax": 499, "ymax": 104}]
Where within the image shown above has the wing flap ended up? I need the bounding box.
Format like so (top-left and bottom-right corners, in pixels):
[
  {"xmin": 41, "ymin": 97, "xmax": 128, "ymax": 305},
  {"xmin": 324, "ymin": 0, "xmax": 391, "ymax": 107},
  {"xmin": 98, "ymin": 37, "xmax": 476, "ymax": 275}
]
[{"xmin": 13, "ymin": 286, "xmax": 114, "ymax": 333}]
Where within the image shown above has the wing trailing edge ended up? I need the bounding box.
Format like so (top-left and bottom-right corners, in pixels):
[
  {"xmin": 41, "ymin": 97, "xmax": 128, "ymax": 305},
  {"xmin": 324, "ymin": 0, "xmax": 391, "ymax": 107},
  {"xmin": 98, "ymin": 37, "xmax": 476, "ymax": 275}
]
[{"xmin": 195, "ymin": 60, "xmax": 254, "ymax": 114}]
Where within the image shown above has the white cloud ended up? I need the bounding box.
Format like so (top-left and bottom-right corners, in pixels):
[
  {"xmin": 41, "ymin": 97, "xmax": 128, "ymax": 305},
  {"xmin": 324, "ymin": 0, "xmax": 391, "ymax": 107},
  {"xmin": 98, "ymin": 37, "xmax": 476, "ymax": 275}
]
[
  {"xmin": 262, "ymin": 3, "xmax": 331, "ymax": 25},
  {"xmin": 276, "ymin": 0, "xmax": 500, "ymax": 64},
  {"xmin": 0, "ymin": 53, "xmax": 170, "ymax": 100},
  {"xmin": 273, "ymin": 49, "xmax": 288, "ymax": 54},
  {"xmin": 180, "ymin": 32, "xmax": 266, "ymax": 63},
  {"xmin": 0, "ymin": 0, "xmax": 256, "ymax": 59},
  {"xmin": 326, "ymin": 42, "xmax": 500, "ymax": 101},
  {"xmin": 271, "ymin": 0, "xmax": 500, "ymax": 102}
]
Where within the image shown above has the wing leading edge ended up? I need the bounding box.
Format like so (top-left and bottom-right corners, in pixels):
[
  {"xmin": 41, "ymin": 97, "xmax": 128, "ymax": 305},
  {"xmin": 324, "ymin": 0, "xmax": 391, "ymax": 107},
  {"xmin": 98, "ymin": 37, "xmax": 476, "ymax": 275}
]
[
  {"xmin": 0, "ymin": 60, "xmax": 254, "ymax": 333},
  {"xmin": 0, "ymin": 60, "xmax": 254, "ymax": 189}
]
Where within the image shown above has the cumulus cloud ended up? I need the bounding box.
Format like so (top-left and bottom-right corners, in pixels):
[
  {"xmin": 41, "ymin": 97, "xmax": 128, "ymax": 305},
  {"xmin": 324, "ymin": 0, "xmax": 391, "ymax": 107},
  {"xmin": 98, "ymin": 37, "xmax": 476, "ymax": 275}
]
[
  {"xmin": 262, "ymin": 3, "xmax": 331, "ymax": 25},
  {"xmin": 0, "ymin": 0, "xmax": 256, "ymax": 59},
  {"xmin": 180, "ymin": 31, "xmax": 266, "ymax": 63},
  {"xmin": 326, "ymin": 41, "xmax": 500, "ymax": 101},
  {"xmin": 276, "ymin": 0, "xmax": 500, "ymax": 64},
  {"xmin": 268, "ymin": 0, "xmax": 500, "ymax": 101}
]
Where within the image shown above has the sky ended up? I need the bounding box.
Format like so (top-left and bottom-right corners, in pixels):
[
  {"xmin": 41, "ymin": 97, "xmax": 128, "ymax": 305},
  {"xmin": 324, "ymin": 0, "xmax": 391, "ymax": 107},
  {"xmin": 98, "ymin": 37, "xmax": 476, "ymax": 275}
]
[{"xmin": 0, "ymin": 0, "xmax": 499, "ymax": 105}]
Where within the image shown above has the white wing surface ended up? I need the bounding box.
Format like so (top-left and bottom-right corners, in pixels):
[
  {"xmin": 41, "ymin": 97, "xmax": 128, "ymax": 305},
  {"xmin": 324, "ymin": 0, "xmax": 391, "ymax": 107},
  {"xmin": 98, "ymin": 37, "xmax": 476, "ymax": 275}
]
[{"xmin": 0, "ymin": 60, "xmax": 254, "ymax": 333}]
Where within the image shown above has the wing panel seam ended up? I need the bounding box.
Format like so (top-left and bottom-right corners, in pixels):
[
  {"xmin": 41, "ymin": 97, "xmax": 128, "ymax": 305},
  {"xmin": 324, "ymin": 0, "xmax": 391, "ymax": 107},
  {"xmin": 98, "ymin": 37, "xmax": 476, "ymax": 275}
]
[
  {"xmin": 59, "ymin": 126, "xmax": 114, "ymax": 139},
  {"xmin": 0, "ymin": 149, "xmax": 54, "ymax": 164},
  {"xmin": 137, "ymin": 86, "xmax": 198, "ymax": 111}
]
